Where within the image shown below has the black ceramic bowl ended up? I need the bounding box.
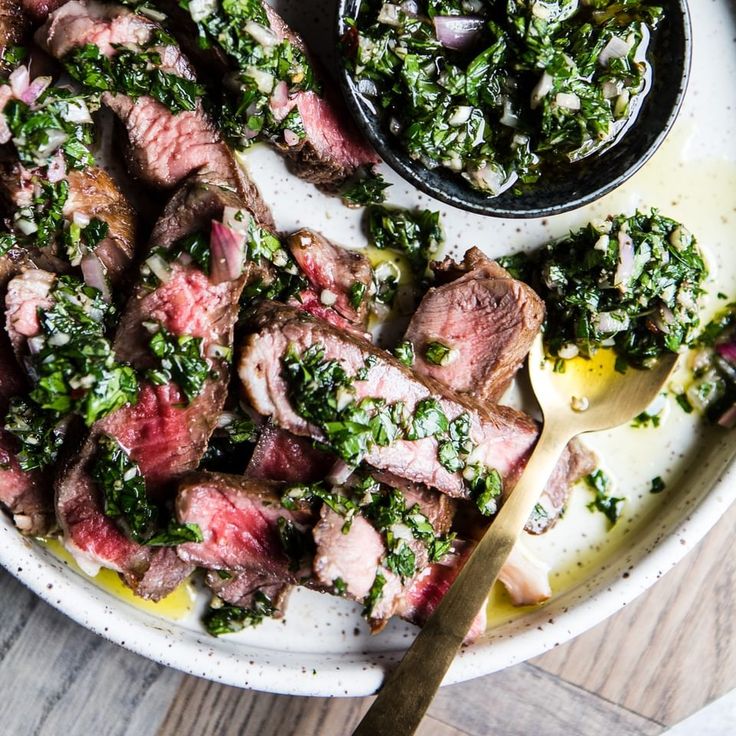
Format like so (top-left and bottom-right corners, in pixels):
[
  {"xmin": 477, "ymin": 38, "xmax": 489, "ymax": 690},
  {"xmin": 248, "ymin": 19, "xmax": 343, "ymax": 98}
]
[{"xmin": 336, "ymin": 1, "xmax": 692, "ymax": 218}]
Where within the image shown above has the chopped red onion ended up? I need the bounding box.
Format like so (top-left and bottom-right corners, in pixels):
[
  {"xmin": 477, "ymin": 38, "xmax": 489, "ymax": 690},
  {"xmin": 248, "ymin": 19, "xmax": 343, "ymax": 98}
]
[
  {"xmin": 596, "ymin": 311, "xmax": 629, "ymax": 333},
  {"xmin": 47, "ymin": 151, "xmax": 66, "ymax": 183},
  {"xmin": 9, "ymin": 66, "xmax": 29, "ymax": 100},
  {"xmin": 716, "ymin": 341, "xmax": 736, "ymax": 364},
  {"xmin": 269, "ymin": 80, "xmax": 291, "ymax": 121},
  {"xmin": 599, "ymin": 36, "xmax": 631, "ymax": 66},
  {"xmin": 327, "ymin": 459, "xmax": 354, "ymax": 486},
  {"xmin": 555, "ymin": 92, "xmax": 581, "ymax": 110},
  {"xmin": 20, "ymin": 76, "xmax": 51, "ymax": 106},
  {"xmin": 717, "ymin": 403, "xmax": 736, "ymax": 429},
  {"xmin": 614, "ymin": 231, "xmax": 635, "ymax": 289},
  {"xmin": 433, "ymin": 16, "xmax": 485, "ymax": 51},
  {"xmin": 530, "ymin": 71, "xmax": 553, "ymax": 109},
  {"xmin": 283, "ymin": 128, "xmax": 300, "ymax": 147},
  {"xmin": 244, "ymin": 20, "xmax": 278, "ymax": 48},
  {"xmin": 81, "ymin": 253, "xmax": 111, "ymax": 302},
  {"xmin": 400, "ymin": 0, "xmax": 419, "ymax": 14},
  {"xmin": 210, "ymin": 220, "xmax": 246, "ymax": 284},
  {"xmin": 36, "ymin": 129, "xmax": 68, "ymax": 159}
]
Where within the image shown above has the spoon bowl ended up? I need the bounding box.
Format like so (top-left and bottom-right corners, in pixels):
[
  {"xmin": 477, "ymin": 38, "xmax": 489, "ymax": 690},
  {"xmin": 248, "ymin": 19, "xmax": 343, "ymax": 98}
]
[
  {"xmin": 353, "ymin": 337, "xmax": 679, "ymax": 735},
  {"xmin": 528, "ymin": 338, "xmax": 679, "ymax": 434}
]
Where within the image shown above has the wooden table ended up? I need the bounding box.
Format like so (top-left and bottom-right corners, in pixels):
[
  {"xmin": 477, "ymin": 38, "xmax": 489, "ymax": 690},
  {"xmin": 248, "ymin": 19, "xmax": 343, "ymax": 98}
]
[{"xmin": 2, "ymin": 498, "xmax": 734, "ymax": 736}]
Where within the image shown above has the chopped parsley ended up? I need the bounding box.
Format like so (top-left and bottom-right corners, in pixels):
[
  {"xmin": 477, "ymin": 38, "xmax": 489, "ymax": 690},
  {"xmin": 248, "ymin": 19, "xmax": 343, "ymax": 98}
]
[
  {"xmin": 424, "ymin": 340, "xmax": 456, "ymax": 366},
  {"xmin": 631, "ymin": 409, "xmax": 661, "ymax": 428},
  {"xmin": 650, "ymin": 476, "xmax": 666, "ymax": 494},
  {"xmin": 92, "ymin": 434, "xmax": 202, "ymax": 545},
  {"xmin": 282, "ymin": 482, "xmax": 360, "ymax": 533},
  {"xmin": 362, "ymin": 485, "xmax": 455, "ymax": 581},
  {"xmin": 92, "ymin": 435, "xmax": 158, "ymax": 542},
  {"xmin": 393, "ymin": 340, "xmax": 415, "ymax": 366},
  {"xmin": 146, "ymin": 521, "xmax": 204, "ymax": 546},
  {"xmin": 27, "ymin": 277, "xmax": 138, "ymax": 427},
  {"xmin": 4, "ymin": 398, "xmax": 66, "ymax": 471},
  {"xmin": 203, "ymin": 591, "xmax": 276, "ymax": 636},
  {"xmin": 349, "ymin": 281, "xmax": 367, "ymax": 311},
  {"xmin": 500, "ymin": 211, "xmax": 706, "ymax": 368},
  {"xmin": 64, "ymin": 37, "xmax": 204, "ymax": 114},
  {"xmin": 585, "ymin": 469, "xmax": 624, "ymax": 527},
  {"xmin": 349, "ymin": 0, "xmax": 663, "ymax": 196},
  {"xmin": 146, "ymin": 323, "xmax": 211, "ymax": 403},
  {"xmin": 363, "ymin": 571, "xmax": 386, "ymax": 616},
  {"xmin": 365, "ymin": 205, "xmax": 443, "ymax": 277},
  {"xmin": 341, "ymin": 171, "xmax": 391, "ymax": 206},
  {"xmin": 1, "ymin": 84, "xmax": 94, "ymax": 169}
]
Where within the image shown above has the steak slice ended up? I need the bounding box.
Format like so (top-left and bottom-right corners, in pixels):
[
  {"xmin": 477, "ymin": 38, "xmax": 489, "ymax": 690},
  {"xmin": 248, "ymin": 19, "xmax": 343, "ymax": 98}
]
[
  {"xmin": 238, "ymin": 302, "xmax": 588, "ymax": 514},
  {"xmin": 286, "ymin": 229, "xmax": 373, "ymax": 327},
  {"xmin": 395, "ymin": 541, "xmax": 487, "ymax": 641},
  {"xmin": 37, "ymin": 0, "xmax": 272, "ymax": 226},
  {"xmin": 246, "ymin": 423, "xmax": 334, "ymax": 484},
  {"xmin": 0, "ymin": 324, "xmax": 53, "ymax": 535},
  {"xmin": 0, "ymin": 72, "xmax": 137, "ymax": 284},
  {"xmin": 406, "ymin": 248, "xmax": 545, "ymax": 403},
  {"xmin": 282, "ymin": 90, "xmax": 379, "ymax": 190},
  {"xmin": 54, "ymin": 180, "xmax": 253, "ymax": 598},
  {"xmin": 4, "ymin": 267, "xmax": 54, "ymax": 357}
]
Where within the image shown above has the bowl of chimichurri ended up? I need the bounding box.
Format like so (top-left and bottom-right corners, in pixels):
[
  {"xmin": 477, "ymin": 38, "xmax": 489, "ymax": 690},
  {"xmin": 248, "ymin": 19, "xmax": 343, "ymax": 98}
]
[{"xmin": 337, "ymin": 0, "xmax": 691, "ymax": 218}]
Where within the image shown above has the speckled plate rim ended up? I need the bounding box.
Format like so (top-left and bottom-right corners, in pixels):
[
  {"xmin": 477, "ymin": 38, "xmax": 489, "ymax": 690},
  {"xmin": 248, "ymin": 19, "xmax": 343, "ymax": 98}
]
[{"xmin": 1, "ymin": 433, "xmax": 734, "ymax": 697}]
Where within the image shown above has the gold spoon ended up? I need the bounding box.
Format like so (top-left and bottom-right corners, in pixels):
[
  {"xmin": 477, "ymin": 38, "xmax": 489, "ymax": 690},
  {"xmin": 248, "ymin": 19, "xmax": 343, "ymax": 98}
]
[{"xmin": 353, "ymin": 335, "xmax": 678, "ymax": 736}]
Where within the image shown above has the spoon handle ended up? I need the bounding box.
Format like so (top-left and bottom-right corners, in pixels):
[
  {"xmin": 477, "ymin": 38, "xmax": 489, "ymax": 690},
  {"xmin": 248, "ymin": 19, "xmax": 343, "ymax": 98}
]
[{"xmin": 353, "ymin": 423, "xmax": 572, "ymax": 736}]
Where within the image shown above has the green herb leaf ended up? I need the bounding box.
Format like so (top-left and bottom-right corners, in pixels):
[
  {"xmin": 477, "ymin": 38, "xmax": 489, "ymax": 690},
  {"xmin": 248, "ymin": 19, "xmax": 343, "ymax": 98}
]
[
  {"xmin": 203, "ymin": 591, "xmax": 276, "ymax": 636},
  {"xmin": 147, "ymin": 324, "xmax": 210, "ymax": 403}
]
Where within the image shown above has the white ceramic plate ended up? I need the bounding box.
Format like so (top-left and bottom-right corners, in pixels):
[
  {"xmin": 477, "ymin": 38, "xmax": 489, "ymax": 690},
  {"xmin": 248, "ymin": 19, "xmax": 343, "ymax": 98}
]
[{"xmin": 2, "ymin": 0, "xmax": 736, "ymax": 697}]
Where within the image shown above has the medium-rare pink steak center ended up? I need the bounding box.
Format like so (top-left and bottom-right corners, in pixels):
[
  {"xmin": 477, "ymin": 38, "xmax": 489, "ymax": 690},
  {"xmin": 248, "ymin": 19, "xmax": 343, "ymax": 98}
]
[{"xmin": 239, "ymin": 304, "xmax": 538, "ymax": 498}]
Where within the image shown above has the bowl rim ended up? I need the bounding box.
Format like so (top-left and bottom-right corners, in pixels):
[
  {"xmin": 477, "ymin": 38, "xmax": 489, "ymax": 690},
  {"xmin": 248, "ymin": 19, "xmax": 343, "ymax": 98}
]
[{"xmin": 334, "ymin": 0, "xmax": 693, "ymax": 218}]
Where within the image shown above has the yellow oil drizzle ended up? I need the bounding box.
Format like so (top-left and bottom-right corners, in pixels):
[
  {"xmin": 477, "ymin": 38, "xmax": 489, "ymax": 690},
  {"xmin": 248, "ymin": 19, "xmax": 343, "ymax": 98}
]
[{"xmin": 40, "ymin": 538, "xmax": 196, "ymax": 620}]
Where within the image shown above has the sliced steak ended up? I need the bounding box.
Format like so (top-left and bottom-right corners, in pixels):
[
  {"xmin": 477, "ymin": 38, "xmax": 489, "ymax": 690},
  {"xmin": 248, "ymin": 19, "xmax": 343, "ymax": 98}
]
[
  {"xmin": 204, "ymin": 568, "xmax": 291, "ymax": 611},
  {"xmin": 312, "ymin": 507, "xmax": 388, "ymax": 602},
  {"xmin": 246, "ymin": 423, "xmax": 334, "ymax": 484},
  {"xmin": 286, "ymin": 229, "xmax": 372, "ymax": 327},
  {"xmin": 282, "ymin": 91, "xmax": 379, "ymax": 190},
  {"xmin": 66, "ymin": 166, "xmax": 136, "ymax": 283},
  {"xmin": 406, "ymin": 248, "xmax": 544, "ymax": 403},
  {"xmin": 0, "ymin": 325, "xmax": 53, "ymax": 535},
  {"xmin": 0, "ymin": 71, "xmax": 137, "ymax": 283},
  {"xmin": 4, "ymin": 267, "xmax": 54, "ymax": 356},
  {"xmin": 155, "ymin": 0, "xmax": 378, "ymax": 190},
  {"xmin": 37, "ymin": 0, "xmax": 272, "ymax": 225},
  {"xmin": 238, "ymin": 302, "xmax": 589, "ymax": 516},
  {"xmin": 288, "ymin": 287, "xmax": 369, "ymax": 339},
  {"xmin": 55, "ymin": 180, "xmax": 253, "ymax": 598},
  {"xmin": 395, "ymin": 541, "xmax": 487, "ymax": 641}
]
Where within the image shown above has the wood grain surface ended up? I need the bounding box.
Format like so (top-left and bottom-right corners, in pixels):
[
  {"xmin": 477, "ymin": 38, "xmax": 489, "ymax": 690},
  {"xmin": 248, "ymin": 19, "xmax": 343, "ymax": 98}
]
[{"xmin": 2, "ymin": 498, "xmax": 735, "ymax": 736}]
